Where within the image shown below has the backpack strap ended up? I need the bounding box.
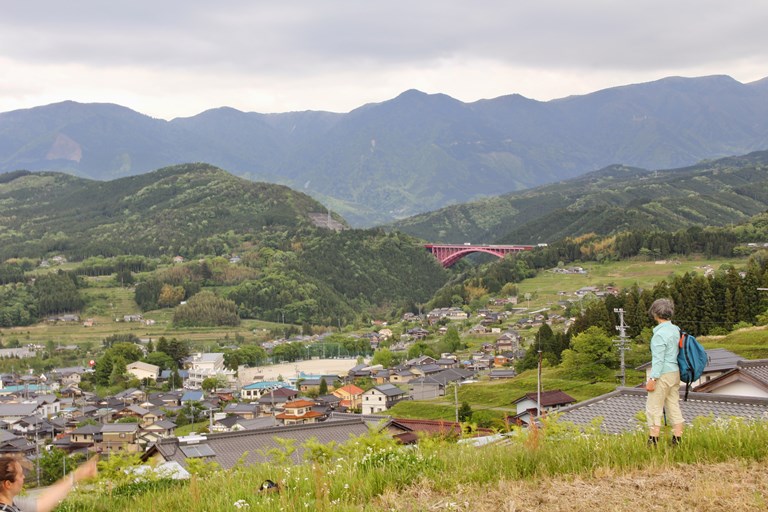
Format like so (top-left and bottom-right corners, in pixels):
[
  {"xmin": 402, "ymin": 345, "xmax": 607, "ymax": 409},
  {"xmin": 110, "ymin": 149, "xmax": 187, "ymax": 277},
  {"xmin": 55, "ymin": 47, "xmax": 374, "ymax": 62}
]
[{"xmin": 679, "ymin": 329, "xmax": 691, "ymax": 401}]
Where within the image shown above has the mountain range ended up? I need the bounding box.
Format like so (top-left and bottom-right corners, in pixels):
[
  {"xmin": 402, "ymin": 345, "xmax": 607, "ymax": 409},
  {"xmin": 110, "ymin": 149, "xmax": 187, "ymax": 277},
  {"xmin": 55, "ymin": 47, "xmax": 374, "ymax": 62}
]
[
  {"xmin": 390, "ymin": 150, "xmax": 768, "ymax": 244},
  {"xmin": 2, "ymin": 75, "xmax": 768, "ymax": 226}
]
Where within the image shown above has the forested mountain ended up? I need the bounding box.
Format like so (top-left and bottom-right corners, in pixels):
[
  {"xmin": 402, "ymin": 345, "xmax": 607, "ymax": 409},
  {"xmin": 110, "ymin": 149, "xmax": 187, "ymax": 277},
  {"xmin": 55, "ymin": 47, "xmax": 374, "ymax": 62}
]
[
  {"xmin": 1, "ymin": 75, "xmax": 767, "ymax": 225},
  {"xmin": 0, "ymin": 164, "xmax": 448, "ymax": 326},
  {"xmin": 0, "ymin": 163, "xmax": 336, "ymax": 260},
  {"xmin": 391, "ymin": 150, "xmax": 768, "ymax": 244}
]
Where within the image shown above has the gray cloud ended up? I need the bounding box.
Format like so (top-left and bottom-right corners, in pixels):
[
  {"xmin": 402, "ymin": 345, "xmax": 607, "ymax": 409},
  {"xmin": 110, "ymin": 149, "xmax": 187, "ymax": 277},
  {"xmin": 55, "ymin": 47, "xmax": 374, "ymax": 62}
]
[{"xmin": 1, "ymin": 1, "xmax": 766, "ymax": 117}]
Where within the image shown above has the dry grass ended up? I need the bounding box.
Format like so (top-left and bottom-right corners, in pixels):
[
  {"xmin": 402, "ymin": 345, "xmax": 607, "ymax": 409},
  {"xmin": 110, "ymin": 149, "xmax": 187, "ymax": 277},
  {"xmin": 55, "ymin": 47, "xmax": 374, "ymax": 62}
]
[{"xmin": 374, "ymin": 460, "xmax": 768, "ymax": 511}]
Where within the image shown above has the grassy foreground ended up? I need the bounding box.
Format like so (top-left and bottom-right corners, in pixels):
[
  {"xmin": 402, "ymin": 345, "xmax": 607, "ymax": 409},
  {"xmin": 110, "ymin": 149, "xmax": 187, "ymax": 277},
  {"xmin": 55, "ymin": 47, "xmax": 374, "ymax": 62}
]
[{"xmin": 54, "ymin": 417, "xmax": 768, "ymax": 511}]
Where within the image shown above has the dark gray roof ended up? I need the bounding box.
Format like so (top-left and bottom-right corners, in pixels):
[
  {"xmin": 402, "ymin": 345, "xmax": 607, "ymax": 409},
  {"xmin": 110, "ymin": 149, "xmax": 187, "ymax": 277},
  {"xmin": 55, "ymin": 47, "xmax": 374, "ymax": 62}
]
[
  {"xmin": 326, "ymin": 411, "xmax": 391, "ymax": 429},
  {"xmin": 235, "ymin": 416, "xmax": 281, "ymax": 430},
  {"xmin": 411, "ymin": 368, "xmax": 474, "ymax": 386},
  {"xmin": 102, "ymin": 423, "xmax": 140, "ymax": 433},
  {"xmin": 738, "ymin": 359, "xmax": 768, "ymax": 384},
  {"xmin": 555, "ymin": 388, "xmax": 768, "ymax": 434},
  {"xmin": 371, "ymin": 384, "xmax": 405, "ymax": 397},
  {"xmin": 636, "ymin": 348, "xmax": 742, "ymax": 372},
  {"xmin": 149, "ymin": 418, "xmax": 371, "ymax": 469}
]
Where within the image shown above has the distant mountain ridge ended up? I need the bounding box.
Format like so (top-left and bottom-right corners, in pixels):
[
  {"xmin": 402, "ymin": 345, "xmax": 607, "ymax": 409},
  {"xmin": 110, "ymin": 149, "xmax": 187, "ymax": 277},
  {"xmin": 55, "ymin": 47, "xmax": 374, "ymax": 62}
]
[
  {"xmin": 1, "ymin": 74, "xmax": 768, "ymax": 226},
  {"xmin": 390, "ymin": 150, "xmax": 768, "ymax": 244}
]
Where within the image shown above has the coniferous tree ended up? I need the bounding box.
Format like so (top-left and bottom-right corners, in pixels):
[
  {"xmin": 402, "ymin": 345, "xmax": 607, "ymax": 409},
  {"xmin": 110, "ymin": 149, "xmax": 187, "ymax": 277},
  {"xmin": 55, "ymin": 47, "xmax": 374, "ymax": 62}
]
[{"xmin": 697, "ymin": 276, "xmax": 717, "ymax": 336}]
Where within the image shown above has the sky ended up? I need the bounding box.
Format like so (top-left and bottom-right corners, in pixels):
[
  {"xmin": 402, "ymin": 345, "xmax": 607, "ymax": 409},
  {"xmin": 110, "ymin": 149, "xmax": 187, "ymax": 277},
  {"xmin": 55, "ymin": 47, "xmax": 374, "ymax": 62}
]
[{"xmin": 1, "ymin": 1, "xmax": 766, "ymax": 120}]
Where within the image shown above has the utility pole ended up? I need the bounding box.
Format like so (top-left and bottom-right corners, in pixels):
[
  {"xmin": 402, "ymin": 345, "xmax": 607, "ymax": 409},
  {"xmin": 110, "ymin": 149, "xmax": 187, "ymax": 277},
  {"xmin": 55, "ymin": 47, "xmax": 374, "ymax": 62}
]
[
  {"xmin": 613, "ymin": 308, "xmax": 630, "ymax": 387},
  {"xmin": 537, "ymin": 348, "xmax": 542, "ymax": 418},
  {"xmin": 450, "ymin": 381, "xmax": 459, "ymax": 423}
]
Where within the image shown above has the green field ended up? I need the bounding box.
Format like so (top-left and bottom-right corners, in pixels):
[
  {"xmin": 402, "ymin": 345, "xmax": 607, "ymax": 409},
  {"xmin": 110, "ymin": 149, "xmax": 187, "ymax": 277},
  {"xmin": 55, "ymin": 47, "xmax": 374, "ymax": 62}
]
[
  {"xmin": 1, "ymin": 281, "xmax": 289, "ymax": 350},
  {"xmin": 515, "ymin": 256, "xmax": 745, "ymax": 312}
]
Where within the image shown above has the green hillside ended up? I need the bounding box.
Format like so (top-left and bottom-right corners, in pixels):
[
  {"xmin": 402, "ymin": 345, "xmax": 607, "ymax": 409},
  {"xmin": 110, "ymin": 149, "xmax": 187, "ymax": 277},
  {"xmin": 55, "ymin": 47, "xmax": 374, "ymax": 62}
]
[
  {"xmin": 391, "ymin": 151, "xmax": 768, "ymax": 244},
  {"xmin": 0, "ymin": 163, "xmax": 336, "ymax": 260},
  {"xmin": 0, "ymin": 164, "xmax": 450, "ymax": 326}
]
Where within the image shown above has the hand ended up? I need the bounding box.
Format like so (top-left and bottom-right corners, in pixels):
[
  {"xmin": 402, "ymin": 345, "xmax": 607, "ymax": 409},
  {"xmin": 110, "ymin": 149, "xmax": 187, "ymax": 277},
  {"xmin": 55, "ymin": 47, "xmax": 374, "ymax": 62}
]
[
  {"xmin": 74, "ymin": 455, "xmax": 99, "ymax": 483},
  {"xmin": 646, "ymin": 379, "xmax": 656, "ymax": 392}
]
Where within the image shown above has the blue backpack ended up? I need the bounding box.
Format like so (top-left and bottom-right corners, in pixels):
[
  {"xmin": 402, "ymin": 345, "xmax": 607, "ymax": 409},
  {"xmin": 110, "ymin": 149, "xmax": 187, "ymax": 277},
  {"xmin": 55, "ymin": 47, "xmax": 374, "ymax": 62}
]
[{"xmin": 677, "ymin": 330, "xmax": 708, "ymax": 401}]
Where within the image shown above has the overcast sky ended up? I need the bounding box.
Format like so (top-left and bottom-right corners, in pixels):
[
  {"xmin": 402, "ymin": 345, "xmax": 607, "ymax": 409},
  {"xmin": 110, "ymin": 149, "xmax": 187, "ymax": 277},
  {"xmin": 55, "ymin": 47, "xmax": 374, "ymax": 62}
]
[{"xmin": 1, "ymin": 1, "xmax": 766, "ymax": 120}]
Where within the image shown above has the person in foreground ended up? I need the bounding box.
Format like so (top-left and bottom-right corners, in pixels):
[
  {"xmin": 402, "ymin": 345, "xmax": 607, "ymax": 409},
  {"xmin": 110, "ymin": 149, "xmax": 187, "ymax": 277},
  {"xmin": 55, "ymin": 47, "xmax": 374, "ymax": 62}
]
[
  {"xmin": 0, "ymin": 453, "xmax": 98, "ymax": 512},
  {"xmin": 645, "ymin": 298, "xmax": 684, "ymax": 446}
]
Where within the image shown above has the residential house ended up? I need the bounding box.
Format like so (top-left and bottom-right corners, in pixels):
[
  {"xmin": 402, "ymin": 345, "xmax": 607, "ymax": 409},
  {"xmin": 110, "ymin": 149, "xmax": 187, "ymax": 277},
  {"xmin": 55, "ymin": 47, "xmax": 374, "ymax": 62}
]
[
  {"xmin": 240, "ymin": 381, "xmax": 289, "ymax": 402},
  {"xmin": 489, "ymin": 369, "xmax": 517, "ymax": 380},
  {"xmin": 100, "ymin": 423, "xmax": 141, "ymax": 453},
  {"xmin": 389, "ymin": 369, "xmax": 416, "ymax": 384},
  {"xmin": 693, "ymin": 358, "xmax": 768, "ymax": 397},
  {"xmin": 495, "ymin": 332, "xmax": 521, "ymax": 353},
  {"xmin": 258, "ymin": 387, "xmax": 300, "ymax": 415},
  {"xmin": 222, "ymin": 403, "xmax": 260, "ymax": 420},
  {"xmin": 0, "ymin": 404, "xmax": 40, "ymax": 429},
  {"xmin": 114, "ymin": 388, "xmax": 146, "ymax": 406},
  {"xmin": 51, "ymin": 367, "xmax": 86, "ymax": 387},
  {"xmin": 115, "ymin": 405, "xmax": 161, "ymax": 427},
  {"xmin": 404, "ymin": 356, "xmax": 437, "ymax": 368},
  {"xmin": 347, "ymin": 364, "xmax": 373, "ymax": 379},
  {"xmin": 332, "ymin": 384, "xmax": 364, "ymax": 410},
  {"xmin": 32, "ymin": 395, "xmax": 60, "ymax": 417},
  {"xmin": 511, "ymin": 390, "xmax": 576, "ymax": 425},
  {"xmin": 406, "ymin": 327, "xmax": 430, "ymax": 340},
  {"xmin": 493, "ymin": 355, "xmax": 510, "ymax": 367},
  {"xmin": 408, "ymin": 368, "xmax": 475, "ymax": 400},
  {"xmin": 468, "ymin": 324, "xmax": 489, "ymax": 334},
  {"xmin": 466, "ymin": 354, "xmax": 494, "ymax": 371},
  {"xmin": 435, "ymin": 357, "xmax": 458, "ymax": 369},
  {"xmin": 138, "ymin": 419, "xmax": 177, "ymax": 446},
  {"xmin": 70, "ymin": 424, "xmax": 101, "ymax": 445},
  {"xmin": 298, "ymin": 376, "xmax": 338, "ymax": 393},
  {"xmin": 361, "ymin": 384, "xmax": 407, "ymax": 415},
  {"xmin": 275, "ymin": 399, "xmax": 324, "ymax": 425},
  {"xmin": 0, "ymin": 430, "xmax": 35, "ymax": 455},
  {"xmin": 315, "ymin": 394, "xmax": 343, "ymax": 412}
]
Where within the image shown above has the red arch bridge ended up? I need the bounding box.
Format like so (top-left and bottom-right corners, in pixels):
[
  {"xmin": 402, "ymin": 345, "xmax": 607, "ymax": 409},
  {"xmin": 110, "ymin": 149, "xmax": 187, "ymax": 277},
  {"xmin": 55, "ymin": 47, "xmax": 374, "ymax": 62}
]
[{"xmin": 424, "ymin": 243, "xmax": 536, "ymax": 267}]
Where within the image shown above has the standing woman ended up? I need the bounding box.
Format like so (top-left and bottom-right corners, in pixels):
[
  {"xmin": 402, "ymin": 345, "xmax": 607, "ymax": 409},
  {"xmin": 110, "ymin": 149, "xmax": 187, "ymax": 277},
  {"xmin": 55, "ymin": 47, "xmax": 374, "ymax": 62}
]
[
  {"xmin": 0, "ymin": 454, "xmax": 98, "ymax": 512},
  {"xmin": 645, "ymin": 298, "xmax": 685, "ymax": 446}
]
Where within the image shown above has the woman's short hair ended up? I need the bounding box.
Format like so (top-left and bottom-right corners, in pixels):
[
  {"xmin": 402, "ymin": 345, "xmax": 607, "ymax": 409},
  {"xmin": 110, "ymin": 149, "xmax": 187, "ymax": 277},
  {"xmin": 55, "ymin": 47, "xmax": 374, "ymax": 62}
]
[
  {"xmin": 648, "ymin": 298, "xmax": 675, "ymax": 320},
  {"xmin": 0, "ymin": 454, "xmax": 31, "ymax": 484}
]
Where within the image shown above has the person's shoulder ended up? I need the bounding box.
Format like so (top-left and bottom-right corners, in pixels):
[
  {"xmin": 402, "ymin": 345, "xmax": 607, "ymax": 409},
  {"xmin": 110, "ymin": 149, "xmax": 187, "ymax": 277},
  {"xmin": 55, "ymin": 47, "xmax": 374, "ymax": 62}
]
[{"xmin": 14, "ymin": 495, "xmax": 37, "ymax": 512}]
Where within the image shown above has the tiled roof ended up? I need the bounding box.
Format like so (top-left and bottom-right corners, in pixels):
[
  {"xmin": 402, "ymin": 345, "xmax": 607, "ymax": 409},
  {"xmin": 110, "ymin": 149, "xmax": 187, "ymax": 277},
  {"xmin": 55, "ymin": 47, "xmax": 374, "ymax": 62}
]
[
  {"xmin": 284, "ymin": 400, "xmax": 315, "ymax": 408},
  {"xmin": 636, "ymin": 348, "xmax": 742, "ymax": 372},
  {"xmin": 275, "ymin": 410, "xmax": 323, "ymax": 420},
  {"xmin": 370, "ymin": 384, "xmax": 405, "ymax": 397},
  {"xmin": 336, "ymin": 384, "xmax": 364, "ymax": 395},
  {"xmin": 738, "ymin": 359, "xmax": 768, "ymax": 384},
  {"xmin": 390, "ymin": 418, "xmax": 494, "ymax": 437},
  {"xmin": 513, "ymin": 390, "xmax": 576, "ymax": 407},
  {"xmin": 148, "ymin": 418, "xmax": 371, "ymax": 469},
  {"xmin": 326, "ymin": 412, "xmax": 390, "ymax": 429},
  {"xmin": 555, "ymin": 388, "xmax": 768, "ymax": 434},
  {"xmin": 411, "ymin": 368, "xmax": 475, "ymax": 386}
]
